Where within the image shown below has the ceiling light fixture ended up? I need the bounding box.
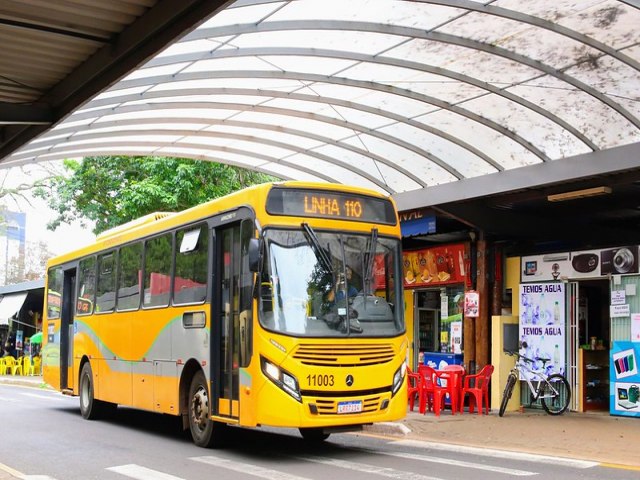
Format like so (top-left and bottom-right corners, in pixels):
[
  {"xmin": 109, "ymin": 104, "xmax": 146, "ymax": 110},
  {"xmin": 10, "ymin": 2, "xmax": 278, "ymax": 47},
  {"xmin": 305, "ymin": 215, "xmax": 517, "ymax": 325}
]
[{"xmin": 547, "ymin": 186, "xmax": 611, "ymax": 202}]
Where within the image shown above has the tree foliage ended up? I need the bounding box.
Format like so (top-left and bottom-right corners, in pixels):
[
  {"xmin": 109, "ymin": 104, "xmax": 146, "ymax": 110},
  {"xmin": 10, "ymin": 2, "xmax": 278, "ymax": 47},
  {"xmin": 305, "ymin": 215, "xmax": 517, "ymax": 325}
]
[{"xmin": 35, "ymin": 156, "xmax": 278, "ymax": 234}]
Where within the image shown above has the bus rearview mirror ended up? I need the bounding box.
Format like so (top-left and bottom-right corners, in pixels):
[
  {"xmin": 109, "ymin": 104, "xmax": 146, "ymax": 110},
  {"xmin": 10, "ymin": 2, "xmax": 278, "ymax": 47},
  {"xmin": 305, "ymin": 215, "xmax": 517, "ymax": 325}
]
[{"xmin": 248, "ymin": 238, "xmax": 261, "ymax": 272}]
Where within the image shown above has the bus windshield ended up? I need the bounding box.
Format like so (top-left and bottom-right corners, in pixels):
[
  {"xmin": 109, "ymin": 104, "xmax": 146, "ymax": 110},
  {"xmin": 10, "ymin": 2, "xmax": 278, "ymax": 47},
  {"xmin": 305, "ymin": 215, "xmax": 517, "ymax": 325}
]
[{"xmin": 259, "ymin": 227, "xmax": 404, "ymax": 338}]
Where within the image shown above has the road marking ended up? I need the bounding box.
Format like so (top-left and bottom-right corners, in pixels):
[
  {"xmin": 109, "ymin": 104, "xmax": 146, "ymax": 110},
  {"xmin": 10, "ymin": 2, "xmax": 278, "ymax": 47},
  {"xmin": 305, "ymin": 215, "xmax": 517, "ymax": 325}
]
[
  {"xmin": 107, "ymin": 464, "xmax": 186, "ymax": 480},
  {"xmin": 192, "ymin": 455, "xmax": 312, "ymax": 480},
  {"xmin": 379, "ymin": 450, "xmax": 537, "ymax": 476},
  {"xmin": 20, "ymin": 392, "xmax": 68, "ymax": 401},
  {"xmin": 394, "ymin": 440, "xmax": 598, "ymax": 469},
  {"xmin": 295, "ymin": 455, "xmax": 445, "ymax": 480},
  {"xmin": 0, "ymin": 463, "xmax": 59, "ymax": 480}
]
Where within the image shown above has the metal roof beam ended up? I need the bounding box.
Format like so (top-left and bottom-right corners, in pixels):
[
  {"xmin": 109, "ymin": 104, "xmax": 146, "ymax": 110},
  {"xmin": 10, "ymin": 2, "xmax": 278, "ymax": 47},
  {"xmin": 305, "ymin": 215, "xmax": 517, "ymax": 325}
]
[
  {"xmin": 144, "ymin": 46, "xmax": 597, "ymax": 152},
  {"xmin": 0, "ymin": 0, "xmax": 231, "ymax": 163},
  {"xmin": 110, "ymin": 70, "xmax": 549, "ymax": 164},
  {"xmin": 393, "ymin": 142, "xmax": 640, "ymax": 211},
  {"xmin": 0, "ymin": 103, "xmax": 51, "ymax": 125},
  {"xmin": 50, "ymin": 99, "xmax": 464, "ymax": 183},
  {"xmin": 418, "ymin": 0, "xmax": 640, "ymax": 72},
  {"xmin": 188, "ymin": 21, "xmax": 640, "ymax": 130},
  {"xmin": 11, "ymin": 128, "xmax": 395, "ymax": 193},
  {"xmin": 16, "ymin": 117, "xmax": 426, "ymax": 190}
]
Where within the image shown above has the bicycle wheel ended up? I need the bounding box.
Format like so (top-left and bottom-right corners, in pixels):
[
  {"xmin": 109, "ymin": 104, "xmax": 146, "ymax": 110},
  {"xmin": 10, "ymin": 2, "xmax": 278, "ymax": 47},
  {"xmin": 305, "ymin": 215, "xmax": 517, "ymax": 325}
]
[
  {"xmin": 499, "ymin": 373, "xmax": 517, "ymax": 417},
  {"xmin": 541, "ymin": 373, "xmax": 571, "ymax": 415}
]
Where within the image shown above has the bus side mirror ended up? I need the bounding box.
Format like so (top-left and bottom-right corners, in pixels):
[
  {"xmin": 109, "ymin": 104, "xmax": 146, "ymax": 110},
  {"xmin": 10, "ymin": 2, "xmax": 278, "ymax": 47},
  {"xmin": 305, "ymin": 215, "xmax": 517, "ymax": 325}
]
[{"xmin": 248, "ymin": 238, "xmax": 261, "ymax": 272}]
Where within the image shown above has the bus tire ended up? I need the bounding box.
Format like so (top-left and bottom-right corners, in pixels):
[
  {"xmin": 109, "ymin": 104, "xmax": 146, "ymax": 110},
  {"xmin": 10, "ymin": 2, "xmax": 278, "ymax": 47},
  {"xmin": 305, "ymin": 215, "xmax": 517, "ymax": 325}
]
[
  {"xmin": 299, "ymin": 427, "xmax": 330, "ymax": 442},
  {"xmin": 188, "ymin": 370, "xmax": 225, "ymax": 448},
  {"xmin": 79, "ymin": 362, "xmax": 110, "ymax": 420}
]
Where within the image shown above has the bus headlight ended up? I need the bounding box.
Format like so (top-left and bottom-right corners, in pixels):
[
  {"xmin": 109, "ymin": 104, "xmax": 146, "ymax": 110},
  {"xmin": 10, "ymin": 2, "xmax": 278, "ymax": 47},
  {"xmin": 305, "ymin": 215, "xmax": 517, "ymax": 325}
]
[
  {"xmin": 391, "ymin": 362, "xmax": 407, "ymax": 396},
  {"xmin": 261, "ymin": 356, "xmax": 301, "ymax": 402}
]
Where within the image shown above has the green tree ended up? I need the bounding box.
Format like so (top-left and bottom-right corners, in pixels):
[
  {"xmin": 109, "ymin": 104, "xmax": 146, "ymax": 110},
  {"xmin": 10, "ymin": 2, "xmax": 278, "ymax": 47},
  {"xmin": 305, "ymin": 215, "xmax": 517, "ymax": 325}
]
[{"xmin": 35, "ymin": 156, "xmax": 278, "ymax": 234}]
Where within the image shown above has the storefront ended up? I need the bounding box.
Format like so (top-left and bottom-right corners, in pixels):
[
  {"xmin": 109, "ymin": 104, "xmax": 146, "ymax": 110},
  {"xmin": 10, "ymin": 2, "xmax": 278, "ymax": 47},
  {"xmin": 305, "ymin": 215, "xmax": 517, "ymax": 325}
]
[
  {"xmin": 516, "ymin": 246, "xmax": 640, "ymax": 416},
  {"xmin": 403, "ymin": 243, "xmax": 467, "ymax": 370},
  {"xmin": 0, "ymin": 279, "xmax": 44, "ymax": 358}
]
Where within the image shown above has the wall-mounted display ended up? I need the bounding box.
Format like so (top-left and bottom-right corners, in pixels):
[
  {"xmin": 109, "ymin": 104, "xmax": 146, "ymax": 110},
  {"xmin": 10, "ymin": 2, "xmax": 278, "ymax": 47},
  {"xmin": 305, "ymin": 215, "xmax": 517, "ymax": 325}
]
[
  {"xmin": 610, "ymin": 342, "xmax": 640, "ymax": 417},
  {"xmin": 521, "ymin": 246, "xmax": 640, "ymax": 283}
]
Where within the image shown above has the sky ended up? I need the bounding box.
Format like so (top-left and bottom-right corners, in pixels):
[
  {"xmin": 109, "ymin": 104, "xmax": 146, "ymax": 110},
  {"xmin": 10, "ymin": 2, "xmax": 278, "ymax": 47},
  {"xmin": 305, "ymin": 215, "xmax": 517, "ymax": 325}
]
[{"xmin": 0, "ymin": 162, "xmax": 96, "ymax": 257}]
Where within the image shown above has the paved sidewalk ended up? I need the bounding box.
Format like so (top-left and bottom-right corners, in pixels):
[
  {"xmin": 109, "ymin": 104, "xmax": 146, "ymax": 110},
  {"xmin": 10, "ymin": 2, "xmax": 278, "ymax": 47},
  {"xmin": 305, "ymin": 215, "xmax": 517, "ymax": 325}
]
[
  {"xmin": 2, "ymin": 375, "xmax": 640, "ymax": 472},
  {"xmin": 366, "ymin": 408, "xmax": 640, "ymax": 469}
]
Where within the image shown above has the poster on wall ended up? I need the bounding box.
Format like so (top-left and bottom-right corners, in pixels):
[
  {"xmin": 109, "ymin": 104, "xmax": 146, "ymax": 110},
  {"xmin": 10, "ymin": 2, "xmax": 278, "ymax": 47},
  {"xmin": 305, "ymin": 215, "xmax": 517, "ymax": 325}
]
[
  {"xmin": 451, "ymin": 321, "xmax": 462, "ymax": 354},
  {"xmin": 610, "ymin": 342, "xmax": 640, "ymax": 417},
  {"xmin": 403, "ymin": 244, "xmax": 465, "ymax": 287},
  {"xmin": 632, "ymin": 314, "xmax": 640, "ymax": 342},
  {"xmin": 519, "ymin": 283, "xmax": 566, "ymax": 378},
  {"xmin": 464, "ymin": 291, "xmax": 479, "ymax": 317}
]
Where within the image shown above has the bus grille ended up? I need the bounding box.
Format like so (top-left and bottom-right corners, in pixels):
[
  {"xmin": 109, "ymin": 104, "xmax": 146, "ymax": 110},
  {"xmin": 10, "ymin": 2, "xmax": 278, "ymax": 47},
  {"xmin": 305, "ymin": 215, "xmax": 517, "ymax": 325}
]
[{"xmin": 293, "ymin": 343, "xmax": 395, "ymax": 367}]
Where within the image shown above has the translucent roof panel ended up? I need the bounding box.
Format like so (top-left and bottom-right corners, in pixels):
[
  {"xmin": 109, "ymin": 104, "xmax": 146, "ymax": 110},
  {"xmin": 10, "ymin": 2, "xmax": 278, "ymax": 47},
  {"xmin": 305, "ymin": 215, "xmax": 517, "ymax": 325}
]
[{"xmin": 5, "ymin": 0, "xmax": 639, "ymax": 198}]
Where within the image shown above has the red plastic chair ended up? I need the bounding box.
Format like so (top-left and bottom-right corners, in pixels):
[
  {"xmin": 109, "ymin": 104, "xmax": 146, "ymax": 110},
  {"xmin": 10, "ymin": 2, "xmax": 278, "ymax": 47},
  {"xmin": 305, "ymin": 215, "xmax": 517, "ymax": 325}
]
[
  {"xmin": 461, "ymin": 364, "xmax": 494, "ymax": 414},
  {"xmin": 442, "ymin": 364, "xmax": 466, "ymax": 413},
  {"xmin": 407, "ymin": 367, "xmax": 421, "ymax": 411},
  {"xmin": 418, "ymin": 365, "xmax": 435, "ymax": 414}
]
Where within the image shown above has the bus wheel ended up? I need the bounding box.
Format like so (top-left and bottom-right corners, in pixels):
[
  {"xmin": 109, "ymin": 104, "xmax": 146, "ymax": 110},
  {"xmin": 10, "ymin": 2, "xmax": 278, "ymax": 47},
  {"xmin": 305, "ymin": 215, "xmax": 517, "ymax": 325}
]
[
  {"xmin": 299, "ymin": 427, "xmax": 330, "ymax": 442},
  {"xmin": 188, "ymin": 371, "xmax": 224, "ymax": 448},
  {"xmin": 79, "ymin": 363, "xmax": 108, "ymax": 420}
]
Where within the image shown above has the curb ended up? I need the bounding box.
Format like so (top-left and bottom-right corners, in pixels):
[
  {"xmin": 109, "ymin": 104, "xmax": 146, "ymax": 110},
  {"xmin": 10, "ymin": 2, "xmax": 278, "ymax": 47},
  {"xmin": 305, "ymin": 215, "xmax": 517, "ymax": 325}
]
[{"xmin": 363, "ymin": 421, "xmax": 411, "ymax": 436}]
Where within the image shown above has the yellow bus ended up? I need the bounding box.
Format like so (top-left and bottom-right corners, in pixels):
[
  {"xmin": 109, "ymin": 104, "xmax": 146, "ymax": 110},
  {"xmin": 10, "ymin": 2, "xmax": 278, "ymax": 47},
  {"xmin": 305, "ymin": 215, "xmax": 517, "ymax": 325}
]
[{"xmin": 43, "ymin": 181, "xmax": 407, "ymax": 446}]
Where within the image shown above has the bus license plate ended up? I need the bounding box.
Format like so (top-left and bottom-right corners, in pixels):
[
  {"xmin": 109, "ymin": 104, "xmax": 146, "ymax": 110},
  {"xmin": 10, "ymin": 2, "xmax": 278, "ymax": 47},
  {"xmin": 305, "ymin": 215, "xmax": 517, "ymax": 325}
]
[{"xmin": 337, "ymin": 400, "xmax": 362, "ymax": 414}]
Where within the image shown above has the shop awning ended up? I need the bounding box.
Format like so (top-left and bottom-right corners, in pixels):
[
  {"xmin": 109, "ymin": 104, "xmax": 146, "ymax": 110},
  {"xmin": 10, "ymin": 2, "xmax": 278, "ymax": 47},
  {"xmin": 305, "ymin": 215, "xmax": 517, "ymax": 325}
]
[{"xmin": 0, "ymin": 292, "xmax": 27, "ymax": 325}]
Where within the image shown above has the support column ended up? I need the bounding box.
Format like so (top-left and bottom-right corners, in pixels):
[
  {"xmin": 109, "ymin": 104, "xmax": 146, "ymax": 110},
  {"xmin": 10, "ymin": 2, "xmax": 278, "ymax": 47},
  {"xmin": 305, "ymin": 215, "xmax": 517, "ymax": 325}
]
[
  {"xmin": 475, "ymin": 238, "xmax": 490, "ymax": 369},
  {"xmin": 463, "ymin": 240, "xmax": 475, "ymax": 372}
]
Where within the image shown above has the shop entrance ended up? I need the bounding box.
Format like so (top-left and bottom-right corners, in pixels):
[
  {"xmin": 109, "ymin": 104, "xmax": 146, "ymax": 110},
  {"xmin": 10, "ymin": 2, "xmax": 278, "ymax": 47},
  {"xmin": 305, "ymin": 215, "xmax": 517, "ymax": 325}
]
[
  {"xmin": 576, "ymin": 279, "xmax": 610, "ymax": 411},
  {"xmin": 413, "ymin": 287, "xmax": 464, "ymax": 369}
]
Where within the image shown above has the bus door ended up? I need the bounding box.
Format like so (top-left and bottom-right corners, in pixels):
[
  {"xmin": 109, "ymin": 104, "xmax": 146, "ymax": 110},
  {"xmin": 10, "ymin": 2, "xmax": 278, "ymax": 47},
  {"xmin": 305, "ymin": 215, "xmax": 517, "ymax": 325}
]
[
  {"xmin": 60, "ymin": 268, "xmax": 76, "ymax": 392},
  {"xmin": 212, "ymin": 218, "xmax": 253, "ymax": 420}
]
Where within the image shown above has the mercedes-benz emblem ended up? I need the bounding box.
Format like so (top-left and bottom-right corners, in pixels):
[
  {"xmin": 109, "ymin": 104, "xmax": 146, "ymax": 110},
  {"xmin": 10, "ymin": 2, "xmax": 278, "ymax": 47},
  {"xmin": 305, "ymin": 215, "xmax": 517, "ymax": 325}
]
[{"xmin": 345, "ymin": 375, "xmax": 354, "ymax": 387}]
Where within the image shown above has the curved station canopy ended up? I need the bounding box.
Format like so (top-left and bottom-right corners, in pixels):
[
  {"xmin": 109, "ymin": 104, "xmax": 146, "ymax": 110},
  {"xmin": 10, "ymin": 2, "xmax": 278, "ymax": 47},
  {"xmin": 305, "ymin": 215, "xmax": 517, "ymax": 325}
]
[{"xmin": 1, "ymin": 0, "xmax": 639, "ymax": 243}]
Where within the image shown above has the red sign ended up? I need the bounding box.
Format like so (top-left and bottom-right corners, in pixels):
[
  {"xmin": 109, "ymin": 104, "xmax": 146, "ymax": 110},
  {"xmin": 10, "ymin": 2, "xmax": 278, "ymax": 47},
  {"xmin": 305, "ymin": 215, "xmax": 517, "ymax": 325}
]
[{"xmin": 403, "ymin": 244, "xmax": 466, "ymax": 288}]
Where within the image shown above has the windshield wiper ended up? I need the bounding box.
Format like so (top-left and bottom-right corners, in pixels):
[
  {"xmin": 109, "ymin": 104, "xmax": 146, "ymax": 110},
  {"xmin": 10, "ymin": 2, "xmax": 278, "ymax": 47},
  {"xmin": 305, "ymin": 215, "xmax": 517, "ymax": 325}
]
[
  {"xmin": 364, "ymin": 228, "xmax": 378, "ymax": 295},
  {"xmin": 301, "ymin": 223, "xmax": 333, "ymax": 276}
]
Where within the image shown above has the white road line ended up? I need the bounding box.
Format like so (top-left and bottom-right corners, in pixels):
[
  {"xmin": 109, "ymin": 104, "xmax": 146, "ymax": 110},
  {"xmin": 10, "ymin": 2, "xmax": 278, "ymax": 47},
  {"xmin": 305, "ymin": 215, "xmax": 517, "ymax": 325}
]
[
  {"xmin": 0, "ymin": 463, "xmax": 59, "ymax": 480},
  {"xmin": 192, "ymin": 455, "xmax": 312, "ymax": 480},
  {"xmin": 295, "ymin": 455, "xmax": 445, "ymax": 480},
  {"xmin": 379, "ymin": 450, "xmax": 537, "ymax": 476},
  {"xmin": 20, "ymin": 392, "xmax": 68, "ymax": 401},
  {"xmin": 394, "ymin": 440, "xmax": 599, "ymax": 469},
  {"xmin": 106, "ymin": 464, "xmax": 186, "ymax": 480}
]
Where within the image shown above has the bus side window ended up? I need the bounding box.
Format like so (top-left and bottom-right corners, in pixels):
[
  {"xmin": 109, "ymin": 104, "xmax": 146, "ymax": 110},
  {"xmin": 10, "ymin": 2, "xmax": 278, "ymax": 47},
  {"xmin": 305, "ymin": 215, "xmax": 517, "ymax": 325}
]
[
  {"xmin": 46, "ymin": 267, "xmax": 63, "ymax": 319},
  {"xmin": 96, "ymin": 251, "xmax": 116, "ymax": 312},
  {"xmin": 174, "ymin": 224, "xmax": 208, "ymax": 305},
  {"xmin": 143, "ymin": 233, "xmax": 172, "ymax": 308},
  {"xmin": 117, "ymin": 242, "xmax": 142, "ymax": 311},
  {"xmin": 76, "ymin": 256, "xmax": 96, "ymax": 315}
]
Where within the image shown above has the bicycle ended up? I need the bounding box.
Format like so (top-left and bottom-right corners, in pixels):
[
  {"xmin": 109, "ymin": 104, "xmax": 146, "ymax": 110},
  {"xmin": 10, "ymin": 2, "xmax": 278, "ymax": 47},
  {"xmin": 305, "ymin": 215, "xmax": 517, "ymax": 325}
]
[{"xmin": 499, "ymin": 344, "xmax": 571, "ymax": 416}]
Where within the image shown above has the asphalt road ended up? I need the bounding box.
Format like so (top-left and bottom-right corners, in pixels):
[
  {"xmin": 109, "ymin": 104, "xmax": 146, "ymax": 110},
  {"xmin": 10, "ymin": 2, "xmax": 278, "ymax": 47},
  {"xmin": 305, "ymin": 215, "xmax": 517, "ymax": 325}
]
[{"xmin": 0, "ymin": 384, "xmax": 637, "ymax": 480}]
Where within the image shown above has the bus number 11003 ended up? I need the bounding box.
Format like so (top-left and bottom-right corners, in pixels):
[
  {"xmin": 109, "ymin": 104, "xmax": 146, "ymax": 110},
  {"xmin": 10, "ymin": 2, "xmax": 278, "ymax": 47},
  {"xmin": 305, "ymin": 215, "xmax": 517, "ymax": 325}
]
[{"xmin": 307, "ymin": 374, "xmax": 334, "ymax": 387}]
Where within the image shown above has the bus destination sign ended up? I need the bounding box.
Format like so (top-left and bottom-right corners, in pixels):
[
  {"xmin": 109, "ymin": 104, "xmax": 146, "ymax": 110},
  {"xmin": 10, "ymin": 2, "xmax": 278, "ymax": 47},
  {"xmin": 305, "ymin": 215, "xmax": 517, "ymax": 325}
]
[{"xmin": 266, "ymin": 188, "xmax": 396, "ymax": 224}]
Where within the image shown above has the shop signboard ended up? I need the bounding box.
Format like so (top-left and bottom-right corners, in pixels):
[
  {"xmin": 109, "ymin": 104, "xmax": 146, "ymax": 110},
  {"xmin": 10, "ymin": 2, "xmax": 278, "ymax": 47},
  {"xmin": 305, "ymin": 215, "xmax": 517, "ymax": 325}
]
[
  {"xmin": 403, "ymin": 244, "xmax": 465, "ymax": 288},
  {"xmin": 519, "ymin": 283, "xmax": 566, "ymax": 378},
  {"xmin": 521, "ymin": 245, "xmax": 640, "ymax": 283},
  {"xmin": 610, "ymin": 342, "xmax": 640, "ymax": 417}
]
